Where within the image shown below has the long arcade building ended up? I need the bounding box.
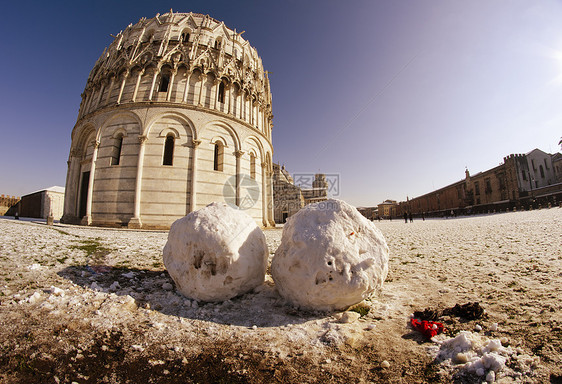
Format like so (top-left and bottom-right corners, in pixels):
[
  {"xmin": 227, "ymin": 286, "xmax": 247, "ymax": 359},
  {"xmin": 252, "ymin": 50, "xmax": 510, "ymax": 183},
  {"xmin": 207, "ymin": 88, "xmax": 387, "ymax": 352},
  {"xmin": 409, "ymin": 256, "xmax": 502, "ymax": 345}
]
[{"xmin": 62, "ymin": 11, "xmax": 275, "ymax": 229}]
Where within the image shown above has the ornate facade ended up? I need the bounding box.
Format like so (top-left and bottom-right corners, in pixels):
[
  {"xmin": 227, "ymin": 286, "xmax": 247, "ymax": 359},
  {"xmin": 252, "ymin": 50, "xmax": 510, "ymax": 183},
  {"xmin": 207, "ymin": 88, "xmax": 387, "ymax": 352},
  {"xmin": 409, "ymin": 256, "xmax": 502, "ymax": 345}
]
[
  {"xmin": 62, "ymin": 11, "xmax": 274, "ymax": 228},
  {"xmin": 272, "ymin": 163, "xmax": 328, "ymax": 223}
]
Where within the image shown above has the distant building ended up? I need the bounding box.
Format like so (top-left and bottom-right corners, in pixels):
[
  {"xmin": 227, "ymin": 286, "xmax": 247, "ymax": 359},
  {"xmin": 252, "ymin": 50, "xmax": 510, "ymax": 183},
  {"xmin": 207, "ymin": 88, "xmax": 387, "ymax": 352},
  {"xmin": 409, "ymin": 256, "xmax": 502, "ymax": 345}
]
[
  {"xmin": 273, "ymin": 164, "xmax": 305, "ymax": 223},
  {"xmin": 377, "ymin": 200, "xmax": 399, "ymax": 219},
  {"xmin": 301, "ymin": 174, "xmax": 329, "ymax": 205},
  {"xmin": 553, "ymin": 153, "xmax": 562, "ymax": 183},
  {"xmin": 357, "ymin": 206, "xmax": 377, "ymax": 220},
  {"xmin": 0, "ymin": 195, "xmax": 20, "ymax": 216},
  {"xmin": 400, "ymin": 148, "xmax": 561, "ymax": 216},
  {"xmin": 272, "ymin": 163, "xmax": 328, "ymax": 223},
  {"xmin": 19, "ymin": 186, "xmax": 65, "ymax": 220}
]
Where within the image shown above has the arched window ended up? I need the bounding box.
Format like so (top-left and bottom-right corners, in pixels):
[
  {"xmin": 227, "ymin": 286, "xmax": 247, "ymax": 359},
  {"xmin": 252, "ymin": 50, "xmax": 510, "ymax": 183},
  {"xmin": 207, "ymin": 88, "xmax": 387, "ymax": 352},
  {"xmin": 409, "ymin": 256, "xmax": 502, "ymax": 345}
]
[
  {"xmin": 145, "ymin": 30, "xmax": 155, "ymax": 43},
  {"xmin": 213, "ymin": 142, "xmax": 224, "ymax": 171},
  {"xmin": 218, "ymin": 81, "xmax": 225, "ymax": 104},
  {"xmin": 181, "ymin": 31, "xmax": 190, "ymax": 43},
  {"xmin": 111, "ymin": 134, "xmax": 123, "ymax": 166},
  {"xmin": 159, "ymin": 73, "xmax": 170, "ymax": 93},
  {"xmin": 214, "ymin": 39, "xmax": 222, "ymax": 50},
  {"xmin": 250, "ymin": 153, "xmax": 256, "ymax": 179},
  {"xmin": 539, "ymin": 165, "xmax": 545, "ymax": 178},
  {"xmin": 163, "ymin": 135, "xmax": 174, "ymax": 166}
]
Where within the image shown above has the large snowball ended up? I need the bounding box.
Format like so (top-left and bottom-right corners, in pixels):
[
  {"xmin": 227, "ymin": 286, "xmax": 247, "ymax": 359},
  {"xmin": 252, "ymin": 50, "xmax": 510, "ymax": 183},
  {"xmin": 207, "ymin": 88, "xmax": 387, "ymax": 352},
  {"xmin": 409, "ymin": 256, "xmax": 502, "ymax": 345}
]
[
  {"xmin": 163, "ymin": 202, "xmax": 268, "ymax": 302},
  {"xmin": 271, "ymin": 199, "xmax": 389, "ymax": 311}
]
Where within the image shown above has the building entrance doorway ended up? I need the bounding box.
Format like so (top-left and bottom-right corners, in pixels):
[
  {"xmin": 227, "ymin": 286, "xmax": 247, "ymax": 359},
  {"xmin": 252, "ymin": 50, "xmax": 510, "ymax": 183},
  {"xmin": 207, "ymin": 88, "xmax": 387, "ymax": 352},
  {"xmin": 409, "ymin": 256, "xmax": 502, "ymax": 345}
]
[{"xmin": 79, "ymin": 171, "xmax": 90, "ymax": 219}]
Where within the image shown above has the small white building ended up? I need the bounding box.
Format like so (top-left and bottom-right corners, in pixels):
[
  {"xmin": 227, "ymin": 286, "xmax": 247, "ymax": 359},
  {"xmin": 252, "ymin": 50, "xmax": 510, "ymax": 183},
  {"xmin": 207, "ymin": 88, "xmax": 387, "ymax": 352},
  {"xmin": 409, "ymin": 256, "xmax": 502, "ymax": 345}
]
[{"xmin": 20, "ymin": 186, "xmax": 65, "ymax": 220}]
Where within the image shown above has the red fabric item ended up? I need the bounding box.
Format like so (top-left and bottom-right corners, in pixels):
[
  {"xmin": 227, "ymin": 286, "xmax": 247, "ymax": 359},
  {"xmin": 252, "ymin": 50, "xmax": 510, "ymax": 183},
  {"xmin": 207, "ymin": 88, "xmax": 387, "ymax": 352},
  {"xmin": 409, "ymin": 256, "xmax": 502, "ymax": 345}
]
[{"xmin": 410, "ymin": 318, "xmax": 445, "ymax": 339}]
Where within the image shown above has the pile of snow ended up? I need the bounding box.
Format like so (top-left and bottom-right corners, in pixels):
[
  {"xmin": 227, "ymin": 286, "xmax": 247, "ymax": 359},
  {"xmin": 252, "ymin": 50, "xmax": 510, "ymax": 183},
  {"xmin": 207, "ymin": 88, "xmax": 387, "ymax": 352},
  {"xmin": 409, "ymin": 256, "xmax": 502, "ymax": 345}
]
[
  {"xmin": 271, "ymin": 199, "xmax": 389, "ymax": 311},
  {"xmin": 431, "ymin": 330, "xmax": 540, "ymax": 382},
  {"xmin": 163, "ymin": 202, "xmax": 268, "ymax": 302}
]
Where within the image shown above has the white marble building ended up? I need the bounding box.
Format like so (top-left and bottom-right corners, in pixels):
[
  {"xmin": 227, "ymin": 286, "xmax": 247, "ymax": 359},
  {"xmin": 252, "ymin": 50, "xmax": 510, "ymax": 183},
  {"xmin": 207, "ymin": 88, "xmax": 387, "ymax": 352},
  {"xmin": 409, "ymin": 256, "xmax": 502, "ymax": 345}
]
[{"xmin": 62, "ymin": 11, "xmax": 274, "ymax": 229}]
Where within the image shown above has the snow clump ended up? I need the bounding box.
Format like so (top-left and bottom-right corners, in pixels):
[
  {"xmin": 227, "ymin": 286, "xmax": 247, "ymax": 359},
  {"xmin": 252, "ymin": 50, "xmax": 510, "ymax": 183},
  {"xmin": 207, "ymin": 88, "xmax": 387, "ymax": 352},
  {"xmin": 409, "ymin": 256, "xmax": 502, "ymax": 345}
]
[
  {"xmin": 271, "ymin": 199, "xmax": 389, "ymax": 311},
  {"xmin": 163, "ymin": 202, "xmax": 268, "ymax": 302},
  {"xmin": 432, "ymin": 330, "xmax": 540, "ymax": 382}
]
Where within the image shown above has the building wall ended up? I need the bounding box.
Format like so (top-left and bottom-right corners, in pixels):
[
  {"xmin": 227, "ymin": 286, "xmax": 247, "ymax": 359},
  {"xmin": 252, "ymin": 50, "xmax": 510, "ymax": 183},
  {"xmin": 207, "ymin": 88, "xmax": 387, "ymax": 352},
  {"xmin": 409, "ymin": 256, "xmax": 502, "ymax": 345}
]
[
  {"xmin": 272, "ymin": 163, "xmax": 304, "ymax": 223},
  {"xmin": 19, "ymin": 191, "xmax": 64, "ymax": 219},
  {"xmin": 0, "ymin": 195, "xmax": 20, "ymax": 216},
  {"xmin": 525, "ymin": 149, "xmax": 556, "ymax": 188},
  {"xmin": 553, "ymin": 154, "xmax": 562, "ymax": 183},
  {"xmin": 44, "ymin": 191, "xmax": 65, "ymax": 219}
]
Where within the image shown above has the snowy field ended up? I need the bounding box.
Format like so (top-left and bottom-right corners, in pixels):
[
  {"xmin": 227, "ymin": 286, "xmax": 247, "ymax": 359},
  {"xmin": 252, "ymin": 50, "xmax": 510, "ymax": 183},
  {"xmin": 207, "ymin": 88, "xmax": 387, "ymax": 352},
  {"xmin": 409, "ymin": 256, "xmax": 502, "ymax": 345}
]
[{"xmin": 0, "ymin": 208, "xmax": 560, "ymax": 383}]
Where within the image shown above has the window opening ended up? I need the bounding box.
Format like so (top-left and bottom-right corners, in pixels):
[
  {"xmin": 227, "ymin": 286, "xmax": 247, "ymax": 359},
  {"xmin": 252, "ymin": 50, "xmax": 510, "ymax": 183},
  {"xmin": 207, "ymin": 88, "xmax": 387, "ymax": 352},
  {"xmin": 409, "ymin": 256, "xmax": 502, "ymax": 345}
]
[
  {"xmin": 218, "ymin": 81, "xmax": 225, "ymax": 103},
  {"xmin": 111, "ymin": 135, "xmax": 123, "ymax": 166},
  {"xmin": 159, "ymin": 74, "xmax": 170, "ymax": 92},
  {"xmin": 163, "ymin": 135, "xmax": 174, "ymax": 166},
  {"xmin": 213, "ymin": 142, "xmax": 224, "ymax": 171}
]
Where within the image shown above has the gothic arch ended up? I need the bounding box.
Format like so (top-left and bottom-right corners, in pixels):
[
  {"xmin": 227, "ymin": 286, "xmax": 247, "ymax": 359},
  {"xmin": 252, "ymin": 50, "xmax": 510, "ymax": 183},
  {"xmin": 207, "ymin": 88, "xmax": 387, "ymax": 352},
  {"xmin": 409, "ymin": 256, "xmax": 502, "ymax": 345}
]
[
  {"xmin": 200, "ymin": 120, "xmax": 241, "ymax": 152},
  {"xmin": 144, "ymin": 112, "xmax": 196, "ymax": 143}
]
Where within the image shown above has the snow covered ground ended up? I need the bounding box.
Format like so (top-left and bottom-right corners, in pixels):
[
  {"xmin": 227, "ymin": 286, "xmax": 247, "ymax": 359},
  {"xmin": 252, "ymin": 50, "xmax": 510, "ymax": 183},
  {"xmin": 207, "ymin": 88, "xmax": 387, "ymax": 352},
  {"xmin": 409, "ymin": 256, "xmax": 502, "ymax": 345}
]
[{"xmin": 0, "ymin": 208, "xmax": 560, "ymax": 383}]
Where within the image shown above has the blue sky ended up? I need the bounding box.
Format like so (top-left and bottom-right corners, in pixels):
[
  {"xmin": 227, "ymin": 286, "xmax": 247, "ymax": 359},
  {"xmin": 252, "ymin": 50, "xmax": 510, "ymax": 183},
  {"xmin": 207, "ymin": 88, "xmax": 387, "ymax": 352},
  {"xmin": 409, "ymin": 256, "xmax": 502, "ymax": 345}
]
[{"xmin": 1, "ymin": 0, "xmax": 561, "ymax": 206}]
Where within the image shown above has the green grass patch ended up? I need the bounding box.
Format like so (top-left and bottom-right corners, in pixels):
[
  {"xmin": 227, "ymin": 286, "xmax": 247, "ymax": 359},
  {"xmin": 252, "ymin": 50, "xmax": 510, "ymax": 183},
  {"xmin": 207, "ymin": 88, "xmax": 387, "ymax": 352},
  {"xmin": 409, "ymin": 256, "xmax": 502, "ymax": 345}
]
[{"xmin": 69, "ymin": 239, "xmax": 110, "ymax": 257}]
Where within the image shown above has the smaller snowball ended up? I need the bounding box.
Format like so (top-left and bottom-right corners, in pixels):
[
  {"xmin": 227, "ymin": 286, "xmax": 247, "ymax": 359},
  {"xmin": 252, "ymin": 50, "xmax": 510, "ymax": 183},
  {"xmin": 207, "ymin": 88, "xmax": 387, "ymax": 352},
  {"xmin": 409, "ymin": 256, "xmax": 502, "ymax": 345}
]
[
  {"xmin": 475, "ymin": 324, "xmax": 482, "ymax": 332},
  {"xmin": 490, "ymin": 323, "xmax": 498, "ymax": 331},
  {"xmin": 381, "ymin": 360, "xmax": 390, "ymax": 369},
  {"xmin": 163, "ymin": 203, "xmax": 268, "ymax": 302}
]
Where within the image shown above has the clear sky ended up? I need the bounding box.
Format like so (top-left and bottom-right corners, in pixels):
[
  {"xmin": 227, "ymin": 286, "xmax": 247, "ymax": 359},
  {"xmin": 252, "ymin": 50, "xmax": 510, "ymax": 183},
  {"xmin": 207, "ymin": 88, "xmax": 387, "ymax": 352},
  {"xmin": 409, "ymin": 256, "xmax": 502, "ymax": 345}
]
[{"xmin": 1, "ymin": 0, "xmax": 561, "ymax": 207}]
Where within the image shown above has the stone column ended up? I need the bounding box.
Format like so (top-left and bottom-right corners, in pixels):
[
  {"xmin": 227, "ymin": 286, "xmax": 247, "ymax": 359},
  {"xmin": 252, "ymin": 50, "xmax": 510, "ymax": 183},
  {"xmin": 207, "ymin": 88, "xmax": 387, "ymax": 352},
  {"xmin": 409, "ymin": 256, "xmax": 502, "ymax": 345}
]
[
  {"xmin": 105, "ymin": 76, "xmax": 115, "ymax": 104},
  {"xmin": 128, "ymin": 135, "xmax": 148, "ymax": 229},
  {"xmin": 240, "ymin": 91, "xmax": 245, "ymax": 121},
  {"xmin": 227, "ymin": 84, "xmax": 232, "ymax": 114},
  {"xmin": 62, "ymin": 150, "xmax": 80, "ymax": 223},
  {"xmin": 182, "ymin": 72, "xmax": 190, "ymax": 102},
  {"xmin": 166, "ymin": 68, "xmax": 177, "ymax": 101},
  {"xmin": 261, "ymin": 161, "xmax": 268, "ymax": 226},
  {"xmin": 82, "ymin": 91, "xmax": 93, "ymax": 117},
  {"xmin": 97, "ymin": 82, "xmax": 106, "ymax": 107},
  {"xmin": 213, "ymin": 78, "xmax": 221, "ymax": 110},
  {"xmin": 235, "ymin": 150, "xmax": 245, "ymax": 207},
  {"xmin": 148, "ymin": 70, "xmax": 159, "ymax": 101},
  {"xmin": 249, "ymin": 98, "xmax": 253, "ymax": 125},
  {"xmin": 132, "ymin": 69, "xmax": 144, "ymax": 102},
  {"xmin": 81, "ymin": 140, "xmax": 100, "ymax": 226},
  {"xmin": 190, "ymin": 139, "xmax": 201, "ymax": 212},
  {"xmin": 198, "ymin": 73, "xmax": 206, "ymax": 106},
  {"xmin": 117, "ymin": 70, "xmax": 130, "ymax": 104}
]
